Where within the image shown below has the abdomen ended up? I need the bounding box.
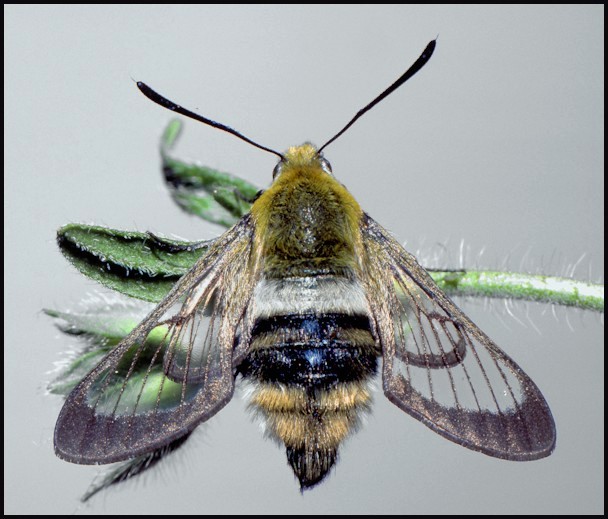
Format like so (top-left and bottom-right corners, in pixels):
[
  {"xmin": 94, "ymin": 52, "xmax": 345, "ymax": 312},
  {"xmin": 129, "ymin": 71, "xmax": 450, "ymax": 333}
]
[{"xmin": 238, "ymin": 274, "xmax": 378, "ymax": 489}]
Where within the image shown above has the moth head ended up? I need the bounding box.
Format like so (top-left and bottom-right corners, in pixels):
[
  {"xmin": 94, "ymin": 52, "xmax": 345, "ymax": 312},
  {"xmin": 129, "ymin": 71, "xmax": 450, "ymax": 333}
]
[{"xmin": 272, "ymin": 143, "xmax": 333, "ymax": 179}]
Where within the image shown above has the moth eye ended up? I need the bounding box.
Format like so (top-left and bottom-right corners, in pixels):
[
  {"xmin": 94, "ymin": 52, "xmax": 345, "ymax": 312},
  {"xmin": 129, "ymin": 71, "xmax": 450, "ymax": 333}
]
[
  {"xmin": 272, "ymin": 161, "xmax": 284, "ymax": 179},
  {"xmin": 319, "ymin": 157, "xmax": 333, "ymax": 174}
]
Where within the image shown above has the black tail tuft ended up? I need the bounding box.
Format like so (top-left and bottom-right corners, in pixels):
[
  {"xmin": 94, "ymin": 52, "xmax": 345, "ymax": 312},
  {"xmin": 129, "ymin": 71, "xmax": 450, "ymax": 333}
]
[{"xmin": 286, "ymin": 445, "xmax": 338, "ymax": 491}]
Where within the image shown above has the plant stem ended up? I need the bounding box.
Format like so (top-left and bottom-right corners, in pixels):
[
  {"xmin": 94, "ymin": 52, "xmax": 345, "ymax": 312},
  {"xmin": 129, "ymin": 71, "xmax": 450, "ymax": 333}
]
[{"xmin": 429, "ymin": 269, "xmax": 604, "ymax": 312}]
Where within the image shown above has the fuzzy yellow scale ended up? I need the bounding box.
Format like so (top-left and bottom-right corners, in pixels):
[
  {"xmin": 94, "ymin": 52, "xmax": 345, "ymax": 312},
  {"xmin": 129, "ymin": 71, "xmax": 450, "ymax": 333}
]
[
  {"xmin": 252, "ymin": 384, "xmax": 371, "ymax": 444},
  {"xmin": 248, "ymin": 383, "xmax": 373, "ymax": 487},
  {"xmin": 250, "ymin": 383, "xmax": 371, "ymax": 412},
  {"xmin": 250, "ymin": 382, "xmax": 372, "ymax": 455},
  {"xmin": 251, "ymin": 143, "xmax": 364, "ymax": 278}
]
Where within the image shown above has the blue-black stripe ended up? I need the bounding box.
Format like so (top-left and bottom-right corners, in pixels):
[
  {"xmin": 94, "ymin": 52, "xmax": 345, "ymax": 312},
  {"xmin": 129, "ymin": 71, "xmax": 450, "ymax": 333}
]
[{"xmin": 237, "ymin": 312, "xmax": 377, "ymax": 389}]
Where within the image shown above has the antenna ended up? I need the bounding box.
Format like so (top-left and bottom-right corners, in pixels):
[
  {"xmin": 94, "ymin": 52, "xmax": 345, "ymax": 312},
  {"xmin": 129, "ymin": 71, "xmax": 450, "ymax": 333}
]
[
  {"xmin": 138, "ymin": 39, "xmax": 435, "ymax": 161},
  {"xmin": 318, "ymin": 39, "xmax": 436, "ymax": 154},
  {"xmin": 136, "ymin": 81, "xmax": 284, "ymax": 160}
]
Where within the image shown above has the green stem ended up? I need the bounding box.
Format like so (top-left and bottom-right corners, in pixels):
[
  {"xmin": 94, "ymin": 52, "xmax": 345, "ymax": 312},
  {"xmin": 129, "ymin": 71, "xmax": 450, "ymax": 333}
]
[{"xmin": 430, "ymin": 270, "xmax": 604, "ymax": 312}]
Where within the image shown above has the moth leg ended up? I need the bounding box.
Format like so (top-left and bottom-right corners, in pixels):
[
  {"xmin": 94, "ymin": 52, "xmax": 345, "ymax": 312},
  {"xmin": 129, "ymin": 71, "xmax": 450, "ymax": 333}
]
[{"xmin": 81, "ymin": 433, "xmax": 192, "ymax": 502}]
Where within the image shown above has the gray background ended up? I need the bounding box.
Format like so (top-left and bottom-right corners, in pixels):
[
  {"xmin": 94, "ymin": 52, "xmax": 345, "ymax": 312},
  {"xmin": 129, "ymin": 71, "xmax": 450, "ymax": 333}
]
[{"xmin": 5, "ymin": 5, "xmax": 603, "ymax": 515}]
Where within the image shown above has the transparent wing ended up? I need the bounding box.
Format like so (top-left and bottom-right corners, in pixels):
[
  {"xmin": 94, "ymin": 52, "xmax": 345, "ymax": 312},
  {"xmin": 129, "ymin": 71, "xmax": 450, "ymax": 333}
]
[
  {"xmin": 54, "ymin": 217, "xmax": 257, "ymax": 464},
  {"xmin": 362, "ymin": 216, "xmax": 556, "ymax": 460}
]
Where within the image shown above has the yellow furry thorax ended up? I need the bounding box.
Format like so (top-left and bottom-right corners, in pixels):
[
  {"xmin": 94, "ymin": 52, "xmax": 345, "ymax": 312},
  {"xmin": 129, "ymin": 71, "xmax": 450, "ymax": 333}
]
[{"xmin": 249, "ymin": 143, "xmax": 364, "ymax": 278}]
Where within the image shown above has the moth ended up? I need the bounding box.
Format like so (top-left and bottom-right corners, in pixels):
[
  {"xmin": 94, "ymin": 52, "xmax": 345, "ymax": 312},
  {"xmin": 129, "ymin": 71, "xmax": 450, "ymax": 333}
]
[{"xmin": 54, "ymin": 40, "xmax": 555, "ymax": 490}]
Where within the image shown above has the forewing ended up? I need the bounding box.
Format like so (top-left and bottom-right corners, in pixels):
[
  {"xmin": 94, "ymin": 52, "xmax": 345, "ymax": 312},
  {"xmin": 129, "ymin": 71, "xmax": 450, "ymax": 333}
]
[
  {"xmin": 54, "ymin": 217, "xmax": 257, "ymax": 464},
  {"xmin": 362, "ymin": 215, "xmax": 555, "ymax": 460}
]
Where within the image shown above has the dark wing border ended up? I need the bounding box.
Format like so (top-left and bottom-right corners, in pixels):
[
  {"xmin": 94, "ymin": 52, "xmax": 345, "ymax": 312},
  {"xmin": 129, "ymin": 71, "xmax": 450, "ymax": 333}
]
[
  {"xmin": 54, "ymin": 216, "xmax": 257, "ymax": 464},
  {"xmin": 361, "ymin": 214, "xmax": 556, "ymax": 460}
]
